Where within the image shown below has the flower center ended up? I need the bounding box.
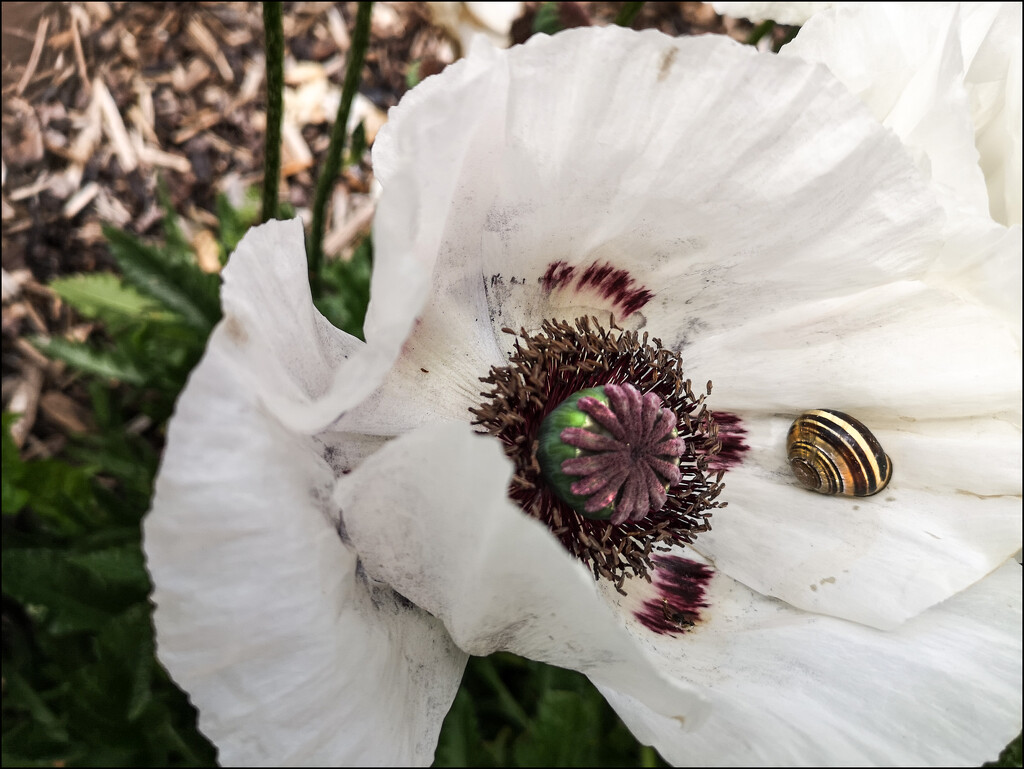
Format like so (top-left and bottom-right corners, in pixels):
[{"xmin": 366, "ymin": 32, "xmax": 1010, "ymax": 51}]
[
  {"xmin": 536, "ymin": 384, "xmax": 684, "ymax": 525},
  {"xmin": 471, "ymin": 317, "xmax": 726, "ymax": 593}
]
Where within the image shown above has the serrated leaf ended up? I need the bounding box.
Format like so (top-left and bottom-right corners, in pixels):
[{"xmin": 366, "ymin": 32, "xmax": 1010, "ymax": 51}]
[
  {"xmin": 34, "ymin": 336, "xmax": 147, "ymax": 386},
  {"xmin": 2, "ymin": 442, "xmax": 101, "ymax": 533},
  {"xmin": 94, "ymin": 604, "xmax": 156, "ymax": 722},
  {"xmin": 156, "ymin": 179, "xmax": 191, "ymax": 260},
  {"xmin": 49, "ymin": 274, "xmax": 168, "ymax": 324},
  {"xmin": 2, "ymin": 549, "xmax": 115, "ymax": 634},
  {"xmin": 66, "ymin": 546, "xmax": 149, "ymax": 595},
  {"xmin": 104, "ymin": 226, "xmax": 221, "ymax": 331}
]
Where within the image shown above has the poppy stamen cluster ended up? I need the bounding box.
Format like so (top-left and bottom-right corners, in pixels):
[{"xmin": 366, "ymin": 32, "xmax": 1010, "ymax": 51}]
[{"xmin": 471, "ymin": 316, "xmax": 726, "ymax": 592}]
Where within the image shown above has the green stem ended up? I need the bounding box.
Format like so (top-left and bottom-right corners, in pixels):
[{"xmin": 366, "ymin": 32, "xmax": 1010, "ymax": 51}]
[
  {"xmin": 614, "ymin": 2, "xmax": 645, "ymax": 28},
  {"xmin": 261, "ymin": 2, "xmax": 284, "ymax": 223},
  {"xmin": 309, "ymin": 1, "xmax": 373, "ymax": 296}
]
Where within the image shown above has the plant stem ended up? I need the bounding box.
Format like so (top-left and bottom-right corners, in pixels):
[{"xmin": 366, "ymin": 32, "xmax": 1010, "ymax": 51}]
[
  {"xmin": 261, "ymin": 2, "xmax": 284, "ymax": 223},
  {"xmin": 614, "ymin": 2, "xmax": 645, "ymax": 28},
  {"xmin": 308, "ymin": 1, "xmax": 373, "ymax": 296}
]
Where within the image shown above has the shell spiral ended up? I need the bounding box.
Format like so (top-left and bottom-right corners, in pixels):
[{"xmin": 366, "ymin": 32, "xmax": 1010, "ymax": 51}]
[{"xmin": 786, "ymin": 409, "xmax": 892, "ymax": 497}]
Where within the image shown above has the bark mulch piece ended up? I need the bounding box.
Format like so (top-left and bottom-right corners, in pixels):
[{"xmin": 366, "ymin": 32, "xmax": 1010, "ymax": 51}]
[{"xmin": 2, "ymin": 1, "xmax": 752, "ymax": 455}]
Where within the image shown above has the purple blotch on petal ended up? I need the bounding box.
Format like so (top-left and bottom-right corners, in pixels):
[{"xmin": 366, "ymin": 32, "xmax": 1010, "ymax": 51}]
[
  {"xmin": 634, "ymin": 555, "xmax": 714, "ymax": 635},
  {"xmin": 706, "ymin": 411, "xmax": 750, "ymax": 471}
]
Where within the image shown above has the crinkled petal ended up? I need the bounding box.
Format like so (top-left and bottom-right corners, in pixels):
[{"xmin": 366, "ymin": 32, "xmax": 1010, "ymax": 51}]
[
  {"xmin": 962, "ymin": 2, "xmax": 1022, "ymax": 227},
  {"xmin": 219, "ymin": 45, "xmax": 513, "ymax": 434},
  {"xmin": 784, "ymin": 4, "xmax": 991, "ymax": 221},
  {"xmin": 599, "ymin": 555, "xmax": 1023, "ymax": 767},
  {"xmin": 784, "ymin": 3, "xmax": 1023, "ymax": 227},
  {"xmin": 684, "ymin": 280, "xmax": 1021, "ymax": 420},
  {"xmin": 928, "ymin": 218, "xmax": 1022, "ymax": 335},
  {"xmin": 145, "ymin": 331, "xmax": 466, "ymax": 766},
  {"xmin": 215, "ymin": 219, "xmax": 363, "ymax": 429},
  {"xmin": 348, "ymin": 27, "xmax": 962, "ymax": 436},
  {"xmin": 694, "ymin": 413, "xmax": 1022, "ymax": 629},
  {"xmin": 334, "ymin": 421, "xmax": 710, "ymax": 728}
]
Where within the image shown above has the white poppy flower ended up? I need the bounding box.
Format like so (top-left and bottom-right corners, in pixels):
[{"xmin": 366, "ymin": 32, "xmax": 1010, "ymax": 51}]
[
  {"xmin": 711, "ymin": 1, "xmax": 838, "ymax": 27},
  {"xmin": 780, "ymin": 2, "xmax": 1023, "ymax": 229},
  {"xmin": 144, "ymin": 27, "xmax": 1022, "ymax": 767}
]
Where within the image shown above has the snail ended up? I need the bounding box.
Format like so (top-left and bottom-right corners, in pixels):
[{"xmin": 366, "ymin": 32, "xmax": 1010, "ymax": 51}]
[{"xmin": 787, "ymin": 409, "xmax": 892, "ymax": 497}]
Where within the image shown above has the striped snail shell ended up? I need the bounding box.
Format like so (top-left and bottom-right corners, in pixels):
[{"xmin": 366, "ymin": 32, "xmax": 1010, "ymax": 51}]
[{"xmin": 786, "ymin": 409, "xmax": 892, "ymax": 497}]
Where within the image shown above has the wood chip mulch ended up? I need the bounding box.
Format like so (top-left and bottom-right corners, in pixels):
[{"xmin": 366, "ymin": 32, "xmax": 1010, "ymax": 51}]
[{"xmin": 1, "ymin": 1, "xmax": 761, "ymax": 459}]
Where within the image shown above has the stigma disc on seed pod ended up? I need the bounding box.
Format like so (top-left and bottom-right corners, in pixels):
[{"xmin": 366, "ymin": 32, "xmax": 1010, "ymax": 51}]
[{"xmin": 536, "ymin": 383, "xmax": 685, "ymax": 524}]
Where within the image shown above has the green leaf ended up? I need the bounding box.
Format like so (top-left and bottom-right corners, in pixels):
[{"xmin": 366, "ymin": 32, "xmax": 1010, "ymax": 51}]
[
  {"xmin": 3, "ymin": 671, "xmax": 69, "ymax": 741},
  {"xmin": 49, "ymin": 274, "xmax": 169, "ymax": 325},
  {"xmin": 532, "ymin": 2, "xmax": 563, "ymax": 35},
  {"xmin": 314, "ymin": 235, "xmax": 373, "ymax": 338},
  {"xmin": 156, "ymin": 178, "xmax": 192, "ymax": 261},
  {"xmin": 2, "ymin": 549, "xmax": 116, "ymax": 634},
  {"xmin": 347, "ymin": 120, "xmax": 368, "ymax": 166},
  {"xmin": 34, "ymin": 336, "xmax": 147, "ymax": 386},
  {"xmin": 216, "ymin": 188, "xmax": 262, "ymax": 260},
  {"xmin": 1, "ymin": 433, "xmax": 104, "ymax": 533},
  {"xmin": 2, "ymin": 412, "xmax": 31, "ymax": 514},
  {"xmin": 987, "ymin": 733, "xmax": 1023, "ymax": 767},
  {"xmin": 513, "ymin": 689, "xmax": 603, "ymax": 767},
  {"xmin": 434, "ymin": 689, "xmax": 497, "ymax": 767},
  {"xmin": 103, "ymin": 226, "xmax": 221, "ymax": 332},
  {"xmin": 93, "ymin": 604, "xmax": 157, "ymax": 722},
  {"xmin": 406, "ymin": 59, "xmax": 422, "ymax": 88},
  {"xmin": 66, "ymin": 546, "xmax": 150, "ymax": 596}
]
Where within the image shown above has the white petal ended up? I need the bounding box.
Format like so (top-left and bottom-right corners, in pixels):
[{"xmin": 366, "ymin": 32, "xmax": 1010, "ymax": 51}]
[
  {"xmin": 221, "ymin": 49, "xmax": 513, "ymax": 435},
  {"xmin": 685, "ymin": 281, "xmax": 1021, "ymax": 419},
  {"xmin": 961, "ymin": 2, "xmax": 1023, "ymax": 227},
  {"xmin": 784, "ymin": 3, "xmax": 1023, "ymax": 227},
  {"xmin": 360, "ymin": 28, "xmax": 959, "ymax": 428},
  {"xmin": 464, "ymin": 2, "xmax": 522, "ymax": 35},
  {"xmin": 599, "ymin": 555, "xmax": 1023, "ymax": 766},
  {"xmin": 693, "ymin": 412, "xmax": 1022, "ymax": 629},
  {"xmin": 214, "ymin": 218, "xmax": 398, "ymax": 435},
  {"xmin": 334, "ymin": 421, "xmax": 711, "ymax": 728},
  {"xmin": 928, "ymin": 219, "xmax": 1023, "ymax": 335},
  {"xmin": 145, "ymin": 337, "xmax": 466, "ymax": 766},
  {"xmin": 711, "ymin": 2, "xmax": 836, "ymax": 26}
]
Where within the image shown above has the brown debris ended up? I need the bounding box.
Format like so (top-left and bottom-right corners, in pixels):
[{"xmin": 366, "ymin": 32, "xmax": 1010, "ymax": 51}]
[
  {"xmin": 15, "ymin": 14, "xmax": 50, "ymax": 96},
  {"xmin": 2, "ymin": 1, "xmax": 745, "ymax": 475}
]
